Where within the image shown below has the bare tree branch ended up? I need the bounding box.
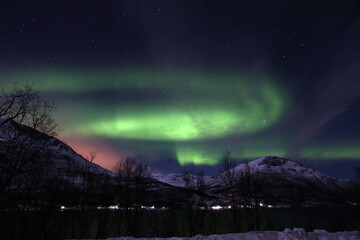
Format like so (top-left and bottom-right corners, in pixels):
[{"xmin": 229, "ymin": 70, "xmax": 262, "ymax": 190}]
[{"xmin": 0, "ymin": 83, "xmax": 59, "ymax": 196}]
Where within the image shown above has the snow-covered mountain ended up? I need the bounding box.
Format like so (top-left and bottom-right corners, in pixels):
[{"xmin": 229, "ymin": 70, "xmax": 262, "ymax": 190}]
[
  {"xmin": 150, "ymin": 156, "xmax": 360, "ymax": 206},
  {"xmin": 151, "ymin": 155, "xmax": 354, "ymax": 190},
  {"xmin": 1, "ymin": 118, "xmax": 359, "ymax": 207},
  {"xmin": 0, "ymin": 118, "xmax": 110, "ymax": 186},
  {"xmin": 45, "ymin": 136, "xmax": 110, "ymax": 176},
  {"xmin": 149, "ymin": 169, "xmax": 215, "ymax": 188},
  {"xmin": 210, "ymin": 156, "xmax": 355, "ymax": 189}
]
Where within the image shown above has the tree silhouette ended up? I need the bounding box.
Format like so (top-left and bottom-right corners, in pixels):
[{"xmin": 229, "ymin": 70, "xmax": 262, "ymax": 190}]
[{"xmin": 0, "ymin": 83, "xmax": 59, "ymax": 204}]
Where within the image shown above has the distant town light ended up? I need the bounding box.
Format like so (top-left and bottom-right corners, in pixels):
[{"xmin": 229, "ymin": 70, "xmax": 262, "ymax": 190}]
[
  {"xmin": 108, "ymin": 205, "xmax": 119, "ymax": 210},
  {"xmin": 228, "ymin": 205, "xmax": 232, "ymax": 209},
  {"xmin": 60, "ymin": 206, "xmax": 66, "ymax": 210},
  {"xmin": 259, "ymin": 203, "xmax": 264, "ymax": 207},
  {"xmin": 211, "ymin": 205, "xmax": 222, "ymax": 210}
]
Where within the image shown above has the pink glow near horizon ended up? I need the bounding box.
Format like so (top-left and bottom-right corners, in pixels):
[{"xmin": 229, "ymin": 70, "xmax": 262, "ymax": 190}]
[{"xmin": 64, "ymin": 137, "xmax": 129, "ymax": 171}]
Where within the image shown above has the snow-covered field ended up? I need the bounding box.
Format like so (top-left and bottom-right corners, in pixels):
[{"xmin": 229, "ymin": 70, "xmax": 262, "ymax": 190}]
[{"xmin": 76, "ymin": 229, "xmax": 360, "ymax": 240}]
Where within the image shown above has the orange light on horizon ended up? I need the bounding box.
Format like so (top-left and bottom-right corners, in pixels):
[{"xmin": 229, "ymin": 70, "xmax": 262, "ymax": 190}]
[{"xmin": 63, "ymin": 137, "xmax": 130, "ymax": 171}]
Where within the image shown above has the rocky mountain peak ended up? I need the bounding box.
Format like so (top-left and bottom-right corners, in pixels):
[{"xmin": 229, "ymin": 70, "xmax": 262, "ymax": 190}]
[{"xmin": 259, "ymin": 156, "xmax": 294, "ymax": 167}]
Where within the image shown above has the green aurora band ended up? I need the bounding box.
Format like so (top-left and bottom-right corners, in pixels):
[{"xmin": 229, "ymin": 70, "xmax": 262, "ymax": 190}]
[
  {"xmin": 174, "ymin": 143, "xmax": 360, "ymax": 165},
  {"xmin": 1, "ymin": 67, "xmax": 289, "ymax": 165},
  {"xmin": 73, "ymin": 71, "xmax": 285, "ymax": 142},
  {"xmin": 1, "ymin": 67, "xmax": 359, "ymax": 165}
]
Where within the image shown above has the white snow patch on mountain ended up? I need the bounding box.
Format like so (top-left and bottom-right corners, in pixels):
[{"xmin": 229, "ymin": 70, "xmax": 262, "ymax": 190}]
[
  {"xmin": 149, "ymin": 169, "xmax": 215, "ymax": 188},
  {"xmin": 149, "ymin": 155, "xmax": 360, "ymax": 196}
]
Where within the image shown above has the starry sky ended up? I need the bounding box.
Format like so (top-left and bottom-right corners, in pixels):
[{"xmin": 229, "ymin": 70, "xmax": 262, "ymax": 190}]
[{"xmin": 1, "ymin": 1, "xmax": 360, "ymax": 179}]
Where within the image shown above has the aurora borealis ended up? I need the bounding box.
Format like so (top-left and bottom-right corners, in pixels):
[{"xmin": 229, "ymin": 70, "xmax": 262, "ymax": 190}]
[
  {"xmin": 1, "ymin": 1, "xmax": 360, "ymax": 179},
  {"xmin": 0, "ymin": 67, "xmax": 287, "ymax": 164},
  {"xmin": 74, "ymin": 70, "xmax": 285, "ymax": 141}
]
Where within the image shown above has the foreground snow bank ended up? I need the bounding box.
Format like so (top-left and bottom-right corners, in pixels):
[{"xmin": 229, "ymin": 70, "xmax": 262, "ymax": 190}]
[{"xmin": 79, "ymin": 229, "xmax": 360, "ymax": 240}]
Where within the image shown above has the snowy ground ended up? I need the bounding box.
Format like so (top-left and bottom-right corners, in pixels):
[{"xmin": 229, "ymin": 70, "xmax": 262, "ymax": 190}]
[{"xmin": 75, "ymin": 229, "xmax": 360, "ymax": 240}]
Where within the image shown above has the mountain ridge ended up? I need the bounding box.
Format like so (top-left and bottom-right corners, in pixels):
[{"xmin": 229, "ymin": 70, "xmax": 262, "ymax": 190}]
[
  {"xmin": 1, "ymin": 119, "xmax": 359, "ymax": 207},
  {"xmin": 150, "ymin": 155, "xmax": 360, "ymax": 206}
]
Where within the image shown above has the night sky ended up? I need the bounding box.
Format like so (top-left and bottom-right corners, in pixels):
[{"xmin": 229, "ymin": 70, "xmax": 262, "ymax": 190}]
[{"xmin": 1, "ymin": 1, "xmax": 360, "ymax": 179}]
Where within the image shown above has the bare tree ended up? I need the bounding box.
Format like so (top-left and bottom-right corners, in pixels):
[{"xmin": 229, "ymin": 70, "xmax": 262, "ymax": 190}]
[
  {"xmin": 113, "ymin": 160, "xmax": 125, "ymax": 236},
  {"xmin": 0, "ymin": 83, "xmax": 59, "ymax": 203},
  {"xmin": 196, "ymin": 172, "xmax": 206, "ymax": 205},
  {"xmin": 195, "ymin": 172, "xmax": 207, "ymax": 235},
  {"xmin": 181, "ymin": 171, "xmax": 208, "ymax": 235},
  {"xmin": 113, "ymin": 157, "xmax": 136, "ymax": 236},
  {"xmin": 113, "ymin": 157, "xmax": 151, "ymax": 237},
  {"xmin": 80, "ymin": 151, "xmax": 98, "ymax": 209},
  {"xmin": 182, "ymin": 171, "xmax": 196, "ymax": 236},
  {"xmin": 132, "ymin": 162, "xmax": 151, "ymax": 236},
  {"xmin": 0, "ymin": 83, "xmax": 58, "ymax": 135},
  {"xmin": 236, "ymin": 161, "xmax": 264, "ymax": 231},
  {"xmin": 219, "ymin": 149, "xmax": 237, "ymax": 204},
  {"xmin": 218, "ymin": 149, "xmax": 243, "ymax": 232}
]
